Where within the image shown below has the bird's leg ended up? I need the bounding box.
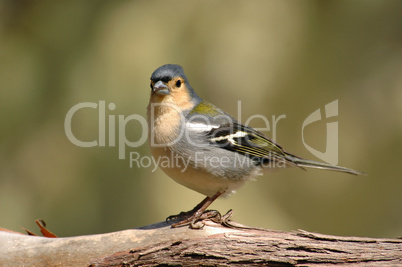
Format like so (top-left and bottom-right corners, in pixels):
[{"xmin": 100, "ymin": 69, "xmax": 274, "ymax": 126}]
[{"xmin": 169, "ymin": 191, "xmax": 223, "ymax": 229}]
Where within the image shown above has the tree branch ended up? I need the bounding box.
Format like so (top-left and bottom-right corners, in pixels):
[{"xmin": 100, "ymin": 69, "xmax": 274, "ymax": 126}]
[{"xmin": 1, "ymin": 221, "xmax": 401, "ymax": 266}]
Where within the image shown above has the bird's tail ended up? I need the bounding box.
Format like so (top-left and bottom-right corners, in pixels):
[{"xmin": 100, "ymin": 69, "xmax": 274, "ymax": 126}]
[{"xmin": 285, "ymin": 153, "xmax": 364, "ymax": 176}]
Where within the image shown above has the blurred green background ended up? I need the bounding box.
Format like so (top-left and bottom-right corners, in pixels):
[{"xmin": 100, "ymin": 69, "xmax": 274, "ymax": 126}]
[{"xmin": 1, "ymin": 0, "xmax": 401, "ymax": 238}]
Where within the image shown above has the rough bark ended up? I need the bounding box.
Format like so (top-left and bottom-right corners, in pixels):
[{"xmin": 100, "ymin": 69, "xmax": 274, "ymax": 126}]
[{"xmin": 1, "ymin": 221, "xmax": 401, "ymax": 266}]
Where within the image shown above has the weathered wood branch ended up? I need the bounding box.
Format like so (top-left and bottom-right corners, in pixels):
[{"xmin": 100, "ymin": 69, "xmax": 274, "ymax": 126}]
[{"xmin": 1, "ymin": 220, "xmax": 401, "ymax": 266}]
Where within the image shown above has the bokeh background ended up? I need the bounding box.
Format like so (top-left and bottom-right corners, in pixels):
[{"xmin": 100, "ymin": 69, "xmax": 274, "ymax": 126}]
[{"xmin": 1, "ymin": 0, "xmax": 401, "ymax": 238}]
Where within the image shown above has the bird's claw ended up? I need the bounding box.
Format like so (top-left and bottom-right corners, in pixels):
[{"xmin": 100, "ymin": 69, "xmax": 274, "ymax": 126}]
[
  {"xmin": 210, "ymin": 209, "xmax": 234, "ymax": 226},
  {"xmin": 167, "ymin": 209, "xmax": 235, "ymax": 229},
  {"xmin": 167, "ymin": 209, "xmax": 221, "ymax": 229},
  {"xmin": 166, "ymin": 210, "xmax": 193, "ymax": 223}
]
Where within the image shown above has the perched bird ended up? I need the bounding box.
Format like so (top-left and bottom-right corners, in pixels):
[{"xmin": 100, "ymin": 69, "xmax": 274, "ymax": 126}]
[{"xmin": 147, "ymin": 64, "xmax": 362, "ymax": 228}]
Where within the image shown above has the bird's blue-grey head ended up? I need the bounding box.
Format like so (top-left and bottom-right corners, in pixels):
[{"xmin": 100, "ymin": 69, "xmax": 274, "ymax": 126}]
[
  {"xmin": 150, "ymin": 64, "xmax": 200, "ymax": 102},
  {"xmin": 151, "ymin": 64, "xmax": 189, "ymax": 84}
]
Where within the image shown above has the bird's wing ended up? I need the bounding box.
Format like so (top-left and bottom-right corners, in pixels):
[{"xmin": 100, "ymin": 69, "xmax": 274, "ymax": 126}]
[
  {"xmin": 206, "ymin": 122, "xmax": 299, "ymax": 167},
  {"xmin": 187, "ymin": 106, "xmax": 362, "ymax": 174},
  {"xmin": 187, "ymin": 101, "xmax": 362, "ymax": 174},
  {"xmin": 206, "ymin": 122, "xmax": 363, "ymax": 175}
]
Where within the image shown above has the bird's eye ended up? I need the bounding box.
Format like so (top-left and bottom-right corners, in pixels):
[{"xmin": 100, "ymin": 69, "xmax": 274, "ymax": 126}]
[
  {"xmin": 175, "ymin": 79, "xmax": 182, "ymax": 87},
  {"xmin": 150, "ymin": 82, "xmax": 153, "ymax": 90}
]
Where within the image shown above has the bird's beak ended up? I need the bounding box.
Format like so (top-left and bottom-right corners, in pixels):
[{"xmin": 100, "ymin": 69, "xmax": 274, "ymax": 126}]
[{"xmin": 153, "ymin": 81, "xmax": 170, "ymax": 95}]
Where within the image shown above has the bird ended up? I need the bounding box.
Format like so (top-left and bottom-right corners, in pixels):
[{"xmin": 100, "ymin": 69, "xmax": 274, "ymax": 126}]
[{"xmin": 147, "ymin": 64, "xmax": 363, "ymax": 228}]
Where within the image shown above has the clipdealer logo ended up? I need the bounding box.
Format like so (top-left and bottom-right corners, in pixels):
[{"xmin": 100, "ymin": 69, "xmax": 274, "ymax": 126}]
[
  {"xmin": 302, "ymin": 100, "xmax": 339, "ymax": 165},
  {"xmin": 64, "ymin": 101, "xmax": 147, "ymax": 159},
  {"xmin": 64, "ymin": 100, "xmax": 339, "ymax": 168}
]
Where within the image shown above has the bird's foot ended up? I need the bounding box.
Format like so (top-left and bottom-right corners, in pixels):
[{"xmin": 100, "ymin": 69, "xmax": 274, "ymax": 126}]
[
  {"xmin": 210, "ymin": 209, "xmax": 234, "ymax": 226},
  {"xmin": 166, "ymin": 210, "xmax": 194, "ymax": 223},
  {"xmin": 167, "ymin": 208, "xmax": 268, "ymax": 230},
  {"xmin": 166, "ymin": 192, "xmax": 226, "ymax": 229},
  {"xmin": 167, "ymin": 209, "xmax": 236, "ymax": 229},
  {"xmin": 167, "ymin": 209, "xmax": 222, "ymax": 229}
]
